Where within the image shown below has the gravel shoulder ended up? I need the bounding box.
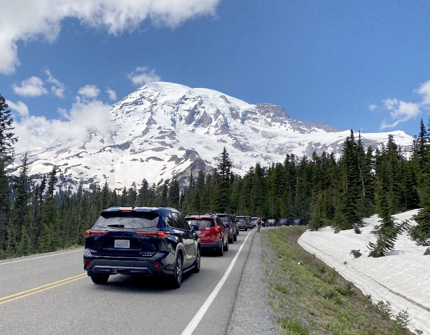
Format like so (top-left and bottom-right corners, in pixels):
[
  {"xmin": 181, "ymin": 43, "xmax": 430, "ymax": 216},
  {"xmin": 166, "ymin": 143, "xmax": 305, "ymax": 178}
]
[{"xmin": 227, "ymin": 230, "xmax": 281, "ymax": 335}]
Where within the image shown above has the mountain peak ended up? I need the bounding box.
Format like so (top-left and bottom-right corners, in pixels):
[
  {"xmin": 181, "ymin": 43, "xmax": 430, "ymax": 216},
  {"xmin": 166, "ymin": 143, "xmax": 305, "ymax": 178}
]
[{"xmin": 12, "ymin": 81, "xmax": 414, "ymax": 193}]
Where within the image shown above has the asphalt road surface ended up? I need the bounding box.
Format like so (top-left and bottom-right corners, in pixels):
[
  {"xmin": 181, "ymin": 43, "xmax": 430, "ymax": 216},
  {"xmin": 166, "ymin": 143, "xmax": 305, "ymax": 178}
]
[{"xmin": 0, "ymin": 229, "xmax": 255, "ymax": 335}]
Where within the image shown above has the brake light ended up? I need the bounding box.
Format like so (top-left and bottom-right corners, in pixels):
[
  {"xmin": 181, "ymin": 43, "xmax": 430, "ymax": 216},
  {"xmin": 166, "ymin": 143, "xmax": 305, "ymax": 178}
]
[
  {"xmin": 136, "ymin": 232, "xmax": 170, "ymax": 238},
  {"xmin": 153, "ymin": 262, "xmax": 162, "ymax": 271},
  {"xmin": 210, "ymin": 227, "xmax": 221, "ymax": 233},
  {"xmin": 226, "ymin": 222, "xmax": 231, "ymax": 227},
  {"xmin": 120, "ymin": 210, "xmax": 132, "ymax": 212},
  {"xmin": 84, "ymin": 260, "xmax": 93, "ymax": 269},
  {"xmin": 86, "ymin": 230, "xmax": 108, "ymax": 236}
]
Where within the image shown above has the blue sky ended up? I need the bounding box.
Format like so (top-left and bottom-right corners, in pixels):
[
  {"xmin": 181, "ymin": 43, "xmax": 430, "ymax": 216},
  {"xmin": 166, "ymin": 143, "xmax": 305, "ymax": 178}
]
[{"xmin": 1, "ymin": 0, "xmax": 429, "ymax": 152}]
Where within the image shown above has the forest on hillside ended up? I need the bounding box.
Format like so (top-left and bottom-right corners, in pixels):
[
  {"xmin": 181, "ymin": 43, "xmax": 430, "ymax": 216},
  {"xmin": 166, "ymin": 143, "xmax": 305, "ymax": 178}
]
[{"xmin": 1, "ymin": 93, "xmax": 430, "ymax": 259}]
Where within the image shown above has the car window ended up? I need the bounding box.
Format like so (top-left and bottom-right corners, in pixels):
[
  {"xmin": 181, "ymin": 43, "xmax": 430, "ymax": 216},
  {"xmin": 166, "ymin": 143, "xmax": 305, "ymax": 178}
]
[
  {"xmin": 178, "ymin": 213, "xmax": 190, "ymax": 229},
  {"xmin": 170, "ymin": 212, "xmax": 187, "ymax": 229},
  {"xmin": 186, "ymin": 218, "xmax": 214, "ymax": 227},
  {"xmin": 216, "ymin": 217, "xmax": 225, "ymax": 227},
  {"xmin": 164, "ymin": 212, "xmax": 178, "ymax": 228},
  {"xmin": 94, "ymin": 212, "xmax": 159, "ymax": 229}
]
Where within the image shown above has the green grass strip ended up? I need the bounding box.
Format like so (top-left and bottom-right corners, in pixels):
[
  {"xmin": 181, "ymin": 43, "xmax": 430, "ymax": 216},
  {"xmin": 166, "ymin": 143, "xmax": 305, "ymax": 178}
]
[{"xmin": 261, "ymin": 227, "xmax": 413, "ymax": 335}]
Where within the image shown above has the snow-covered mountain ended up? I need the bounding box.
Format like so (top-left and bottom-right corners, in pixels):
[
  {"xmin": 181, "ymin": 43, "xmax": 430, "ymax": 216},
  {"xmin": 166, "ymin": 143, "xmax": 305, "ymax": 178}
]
[{"xmin": 11, "ymin": 82, "xmax": 414, "ymax": 193}]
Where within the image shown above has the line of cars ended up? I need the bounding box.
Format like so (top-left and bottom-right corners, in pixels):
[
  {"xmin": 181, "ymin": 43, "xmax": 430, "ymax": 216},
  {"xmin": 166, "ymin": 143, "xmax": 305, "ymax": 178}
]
[{"xmin": 83, "ymin": 207, "xmax": 253, "ymax": 289}]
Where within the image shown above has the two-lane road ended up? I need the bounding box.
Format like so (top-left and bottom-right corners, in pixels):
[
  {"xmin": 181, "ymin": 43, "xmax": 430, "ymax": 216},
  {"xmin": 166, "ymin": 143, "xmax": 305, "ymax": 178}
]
[{"xmin": 0, "ymin": 229, "xmax": 255, "ymax": 335}]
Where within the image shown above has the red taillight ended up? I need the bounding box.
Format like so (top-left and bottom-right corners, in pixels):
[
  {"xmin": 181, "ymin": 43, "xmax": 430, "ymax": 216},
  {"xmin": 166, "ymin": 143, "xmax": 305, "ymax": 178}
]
[
  {"xmin": 226, "ymin": 222, "xmax": 232, "ymax": 227},
  {"xmin": 86, "ymin": 230, "xmax": 108, "ymax": 236},
  {"xmin": 120, "ymin": 210, "xmax": 132, "ymax": 212},
  {"xmin": 210, "ymin": 227, "xmax": 221, "ymax": 233},
  {"xmin": 153, "ymin": 262, "xmax": 162, "ymax": 271},
  {"xmin": 84, "ymin": 260, "xmax": 93, "ymax": 269},
  {"xmin": 136, "ymin": 232, "xmax": 170, "ymax": 238}
]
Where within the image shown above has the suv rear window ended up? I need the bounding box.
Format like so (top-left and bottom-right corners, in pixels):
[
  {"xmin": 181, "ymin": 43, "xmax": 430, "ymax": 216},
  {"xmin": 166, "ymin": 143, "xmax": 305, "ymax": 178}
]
[
  {"xmin": 93, "ymin": 212, "xmax": 159, "ymax": 229},
  {"xmin": 186, "ymin": 218, "xmax": 214, "ymax": 227},
  {"xmin": 218, "ymin": 215, "xmax": 230, "ymax": 222}
]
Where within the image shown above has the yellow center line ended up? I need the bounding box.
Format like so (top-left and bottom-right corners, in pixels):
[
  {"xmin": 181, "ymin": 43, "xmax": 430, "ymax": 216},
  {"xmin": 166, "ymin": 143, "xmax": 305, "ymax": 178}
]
[{"xmin": 0, "ymin": 273, "xmax": 87, "ymax": 305}]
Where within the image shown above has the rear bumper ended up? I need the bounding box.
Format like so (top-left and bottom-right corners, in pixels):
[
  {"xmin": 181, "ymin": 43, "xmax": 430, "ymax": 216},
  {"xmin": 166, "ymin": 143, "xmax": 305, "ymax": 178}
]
[
  {"xmin": 83, "ymin": 249, "xmax": 174, "ymax": 276},
  {"xmin": 84, "ymin": 258, "xmax": 172, "ymax": 276},
  {"xmin": 200, "ymin": 240, "xmax": 223, "ymax": 250}
]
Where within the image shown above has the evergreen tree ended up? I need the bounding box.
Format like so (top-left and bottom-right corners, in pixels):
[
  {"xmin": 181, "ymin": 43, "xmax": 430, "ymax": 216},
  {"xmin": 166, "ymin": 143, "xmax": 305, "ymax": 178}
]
[
  {"xmin": 0, "ymin": 95, "xmax": 18, "ymax": 254},
  {"xmin": 8, "ymin": 153, "xmax": 32, "ymax": 255},
  {"xmin": 0, "ymin": 95, "xmax": 18, "ymax": 164},
  {"xmin": 213, "ymin": 148, "xmax": 233, "ymax": 212},
  {"xmin": 411, "ymin": 116, "xmax": 430, "ymax": 244},
  {"xmin": 334, "ymin": 131, "xmax": 362, "ymax": 231},
  {"xmin": 39, "ymin": 167, "xmax": 59, "ymax": 252},
  {"xmin": 137, "ymin": 178, "xmax": 150, "ymax": 206},
  {"xmin": 168, "ymin": 179, "xmax": 180, "ymax": 207}
]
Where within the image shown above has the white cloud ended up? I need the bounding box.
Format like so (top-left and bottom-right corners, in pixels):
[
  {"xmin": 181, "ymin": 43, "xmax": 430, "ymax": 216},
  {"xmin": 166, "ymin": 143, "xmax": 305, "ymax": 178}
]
[
  {"xmin": 128, "ymin": 66, "xmax": 161, "ymax": 86},
  {"xmin": 45, "ymin": 70, "xmax": 66, "ymax": 98},
  {"xmin": 5, "ymin": 100, "xmax": 29, "ymax": 117},
  {"xmin": 12, "ymin": 76, "xmax": 48, "ymax": 97},
  {"xmin": 78, "ymin": 85, "xmax": 100, "ymax": 98},
  {"xmin": 417, "ymin": 80, "xmax": 430, "ymax": 106},
  {"xmin": 0, "ymin": 0, "xmax": 220, "ymax": 74},
  {"xmin": 383, "ymin": 98, "xmax": 399, "ymax": 110},
  {"xmin": 14, "ymin": 97, "xmax": 116, "ymax": 152},
  {"xmin": 380, "ymin": 99, "xmax": 421, "ymax": 129},
  {"xmin": 368, "ymin": 104, "xmax": 377, "ymax": 111},
  {"xmin": 106, "ymin": 88, "xmax": 117, "ymax": 101}
]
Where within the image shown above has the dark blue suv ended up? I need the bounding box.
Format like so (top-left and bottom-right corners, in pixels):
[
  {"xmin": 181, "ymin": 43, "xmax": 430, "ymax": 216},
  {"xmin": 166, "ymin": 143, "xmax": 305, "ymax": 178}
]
[{"xmin": 83, "ymin": 207, "xmax": 201, "ymax": 288}]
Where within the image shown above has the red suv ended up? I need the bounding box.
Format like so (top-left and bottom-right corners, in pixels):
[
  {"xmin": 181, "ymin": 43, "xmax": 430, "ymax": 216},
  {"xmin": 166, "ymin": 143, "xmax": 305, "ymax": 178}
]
[{"xmin": 186, "ymin": 213, "xmax": 229, "ymax": 256}]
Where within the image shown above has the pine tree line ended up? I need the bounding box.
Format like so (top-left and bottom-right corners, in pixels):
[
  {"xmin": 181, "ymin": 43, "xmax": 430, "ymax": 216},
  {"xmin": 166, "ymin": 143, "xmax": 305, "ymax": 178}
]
[{"xmin": 1, "ymin": 93, "xmax": 430, "ymax": 259}]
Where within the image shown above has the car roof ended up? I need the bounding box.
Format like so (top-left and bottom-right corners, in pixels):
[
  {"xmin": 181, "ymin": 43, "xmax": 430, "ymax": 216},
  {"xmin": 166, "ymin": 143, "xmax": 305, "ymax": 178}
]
[
  {"xmin": 101, "ymin": 206, "xmax": 179, "ymax": 215},
  {"xmin": 186, "ymin": 213, "xmax": 217, "ymax": 218}
]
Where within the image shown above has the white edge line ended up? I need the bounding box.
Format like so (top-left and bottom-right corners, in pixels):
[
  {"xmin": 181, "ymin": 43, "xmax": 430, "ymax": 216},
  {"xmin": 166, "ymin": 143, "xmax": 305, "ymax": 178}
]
[
  {"xmin": 0, "ymin": 249, "xmax": 82, "ymax": 266},
  {"xmin": 181, "ymin": 230, "xmax": 253, "ymax": 335}
]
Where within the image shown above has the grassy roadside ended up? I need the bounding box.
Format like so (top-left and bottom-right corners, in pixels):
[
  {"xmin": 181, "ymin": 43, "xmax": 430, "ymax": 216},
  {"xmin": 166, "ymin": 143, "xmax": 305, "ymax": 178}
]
[{"xmin": 261, "ymin": 227, "xmax": 414, "ymax": 335}]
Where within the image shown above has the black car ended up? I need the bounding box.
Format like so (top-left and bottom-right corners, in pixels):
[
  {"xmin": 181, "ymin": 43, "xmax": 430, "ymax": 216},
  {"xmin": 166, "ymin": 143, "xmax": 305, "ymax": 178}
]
[
  {"xmin": 216, "ymin": 213, "xmax": 238, "ymax": 243},
  {"xmin": 236, "ymin": 215, "xmax": 249, "ymax": 231},
  {"xmin": 294, "ymin": 218, "xmax": 308, "ymax": 226},
  {"xmin": 280, "ymin": 218, "xmax": 292, "ymax": 226},
  {"xmin": 83, "ymin": 207, "xmax": 201, "ymax": 288}
]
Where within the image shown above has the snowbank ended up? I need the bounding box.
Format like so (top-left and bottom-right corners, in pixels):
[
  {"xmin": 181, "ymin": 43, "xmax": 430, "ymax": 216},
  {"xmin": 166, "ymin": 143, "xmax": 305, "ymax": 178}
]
[{"xmin": 298, "ymin": 209, "xmax": 430, "ymax": 334}]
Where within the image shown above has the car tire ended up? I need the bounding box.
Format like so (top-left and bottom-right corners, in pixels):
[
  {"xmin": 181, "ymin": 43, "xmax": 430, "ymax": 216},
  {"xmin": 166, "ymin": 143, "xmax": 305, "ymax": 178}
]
[
  {"xmin": 193, "ymin": 248, "xmax": 201, "ymax": 273},
  {"xmin": 170, "ymin": 253, "xmax": 183, "ymax": 288},
  {"xmin": 223, "ymin": 238, "xmax": 229, "ymax": 251},
  {"xmin": 217, "ymin": 240, "xmax": 225, "ymax": 256},
  {"xmin": 233, "ymin": 232, "xmax": 237, "ymax": 241},
  {"xmin": 89, "ymin": 272, "xmax": 109, "ymax": 285}
]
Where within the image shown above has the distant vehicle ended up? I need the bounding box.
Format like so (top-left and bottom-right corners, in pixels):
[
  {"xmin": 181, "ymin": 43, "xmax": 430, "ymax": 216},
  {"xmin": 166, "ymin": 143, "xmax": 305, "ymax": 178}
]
[
  {"xmin": 83, "ymin": 207, "xmax": 200, "ymax": 288},
  {"xmin": 267, "ymin": 219, "xmax": 280, "ymax": 227},
  {"xmin": 245, "ymin": 215, "xmax": 253, "ymax": 229},
  {"xmin": 236, "ymin": 216, "xmax": 248, "ymax": 231},
  {"xmin": 261, "ymin": 217, "xmax": 267, "ymax": 227},
  {"xmin": 294, "ymin": 218, "xmax": 307, "ymax": 226},
  {"xmin": 251, "ymin": 217, "xmax": 257, "ymax": 228},
  {"xmin": 216, "ymin": 213, "xmax": 238, "ymax": 243},
  {"xmin": 279, "ymin": 218, "xmax": 292, "ymax": 226},
  {"xmin": 186, "ymin": 213, "xmax": 228, "ymax": 256}
]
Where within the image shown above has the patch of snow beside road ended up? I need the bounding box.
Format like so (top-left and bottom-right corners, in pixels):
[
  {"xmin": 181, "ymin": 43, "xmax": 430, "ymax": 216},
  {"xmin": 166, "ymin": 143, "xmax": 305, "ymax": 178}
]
[{"xmin": 298, "ymin": 209, "xmax": 430, "ymax": 335}]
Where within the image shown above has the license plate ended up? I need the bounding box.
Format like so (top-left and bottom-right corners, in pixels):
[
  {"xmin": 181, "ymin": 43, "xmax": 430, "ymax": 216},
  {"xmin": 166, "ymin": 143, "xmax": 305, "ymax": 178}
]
[{"xmin": 114, "ymin": 239, "xmax": 130, "ymax": 248}]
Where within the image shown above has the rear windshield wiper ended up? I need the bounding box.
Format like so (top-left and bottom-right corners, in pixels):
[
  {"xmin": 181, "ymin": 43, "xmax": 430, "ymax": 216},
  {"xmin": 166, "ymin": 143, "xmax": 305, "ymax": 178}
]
[{"xmin": 106, "ymin": 224, "xmax": 125, "ymax": 228}]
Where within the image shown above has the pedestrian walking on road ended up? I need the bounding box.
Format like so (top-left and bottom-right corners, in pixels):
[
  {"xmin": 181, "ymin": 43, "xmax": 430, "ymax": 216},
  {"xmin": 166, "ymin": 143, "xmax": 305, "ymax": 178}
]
[{"xmin": 257, "ymin": 217, "xmax": 262, "ymax": 233}]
